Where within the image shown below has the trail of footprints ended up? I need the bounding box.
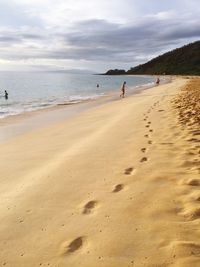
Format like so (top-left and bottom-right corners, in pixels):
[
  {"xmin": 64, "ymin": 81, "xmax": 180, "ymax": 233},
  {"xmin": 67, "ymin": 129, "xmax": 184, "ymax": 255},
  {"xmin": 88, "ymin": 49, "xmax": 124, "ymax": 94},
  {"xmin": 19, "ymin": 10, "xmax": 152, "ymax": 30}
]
[
  {"xmin": 180, "ymin": 176, "xmax": 200, "ymax": 221},
  {"xmin": 179, "ymin": 136, "xmax": 200, "ymax": 221},
  {"xmin": 168, "ymin": 79, "xmax": 200, "ymax": 258},
  {"xmin": 165, "ymin": 93, "xmax": 200, "ymax": 256},
  {"xmin": 59, "ymin": 102, "xmax": 161, "ymax": 260},
  {"xmin": 2, "ymin": 102, "xmax": 161, "ymax": 266},
  {"xmin": 172, "ymin": 110, "xmax": 200, "ymax": 222},
  {"xmin": 3, "ymin": 99, "xmax": 199, "ymax": 265},
  {"xmin": 141, "ymin": 101, "xmax": 159, "ymax": 162}
]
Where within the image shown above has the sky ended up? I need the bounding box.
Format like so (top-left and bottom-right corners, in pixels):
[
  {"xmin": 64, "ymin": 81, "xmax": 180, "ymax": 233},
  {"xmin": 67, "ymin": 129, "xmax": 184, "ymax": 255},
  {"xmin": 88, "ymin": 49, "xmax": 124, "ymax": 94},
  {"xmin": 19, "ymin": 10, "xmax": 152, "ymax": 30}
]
[{"xmin": 0, "ymin": 0, "xmax": 199, "ymax": 72}]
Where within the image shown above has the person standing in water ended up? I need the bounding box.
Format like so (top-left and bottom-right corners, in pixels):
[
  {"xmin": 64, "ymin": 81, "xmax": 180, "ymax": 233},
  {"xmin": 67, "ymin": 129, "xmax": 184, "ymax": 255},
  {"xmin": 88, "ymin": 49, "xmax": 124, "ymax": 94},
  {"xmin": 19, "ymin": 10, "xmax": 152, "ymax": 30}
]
[
  {"xmin": 120, "ymin": 81, "xmax": 126, "ymax": 98},
  {"xmin": 4, "ymin": 90, "xmax": 8, "ymax": 100}
]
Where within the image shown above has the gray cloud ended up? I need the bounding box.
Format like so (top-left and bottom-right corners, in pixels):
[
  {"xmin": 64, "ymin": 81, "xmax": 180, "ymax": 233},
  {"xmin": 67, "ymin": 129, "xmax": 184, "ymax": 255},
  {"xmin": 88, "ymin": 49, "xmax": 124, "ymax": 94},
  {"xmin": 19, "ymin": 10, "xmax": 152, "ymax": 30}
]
[
  {"xmin": 0, "ymin": 28, "xmax": 47, "ymax": 46},
  {"xmin": 0, "ymin": 12, "xmax": 199, "ymax": 70},
  {"xmin": 0, "ymin": 36, "xmax": 21, "ymax": 43},
  {"xmin": 52, "ymin": 17, "xmax": 200, "ymax": 63}
]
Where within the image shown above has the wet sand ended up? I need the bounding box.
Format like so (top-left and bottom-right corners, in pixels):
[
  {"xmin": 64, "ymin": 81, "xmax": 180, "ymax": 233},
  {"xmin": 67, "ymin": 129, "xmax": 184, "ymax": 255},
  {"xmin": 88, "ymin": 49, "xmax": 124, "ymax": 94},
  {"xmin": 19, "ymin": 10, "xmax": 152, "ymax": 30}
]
[
  {"xmin": 0, "ymin": 77, "xmax": 200, "ymax": 266},
  {"xmin": 0, "ymin": 81, "xmax": 158, "ymax": 143}
]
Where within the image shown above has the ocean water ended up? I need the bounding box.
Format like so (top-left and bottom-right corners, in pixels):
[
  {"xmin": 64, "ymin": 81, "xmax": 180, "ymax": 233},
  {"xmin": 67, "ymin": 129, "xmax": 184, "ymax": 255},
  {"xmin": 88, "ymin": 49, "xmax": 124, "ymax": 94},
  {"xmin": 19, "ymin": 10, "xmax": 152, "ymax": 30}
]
[{"xmin": 0, "ymin": 72, "xmax": 155, "ymax": 119}]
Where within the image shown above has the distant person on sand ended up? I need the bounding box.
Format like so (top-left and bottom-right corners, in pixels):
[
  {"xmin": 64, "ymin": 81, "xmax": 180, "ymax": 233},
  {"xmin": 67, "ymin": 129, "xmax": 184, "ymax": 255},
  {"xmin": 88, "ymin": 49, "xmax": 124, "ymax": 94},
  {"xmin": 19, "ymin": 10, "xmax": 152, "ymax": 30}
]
[
  {"xmin": 4, "ymin": 90, "xmax": 8, "ymax": 100},
  {"xmin": 120, "ymin": 81, "xmax": 126, "ymax": 98},
  {"xmin": 96, "ymin": 84, "xmax": 99, "ymax": 88},
  {"xmin": 156, "ymin": 78, "xmax": 160, "ymax": 85}
]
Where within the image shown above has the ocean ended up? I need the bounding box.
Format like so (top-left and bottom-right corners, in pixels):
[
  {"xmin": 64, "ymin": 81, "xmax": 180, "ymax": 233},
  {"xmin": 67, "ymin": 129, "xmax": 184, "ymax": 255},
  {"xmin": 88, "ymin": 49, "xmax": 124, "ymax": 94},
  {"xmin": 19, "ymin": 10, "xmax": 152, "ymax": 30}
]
[{"xmin": 0, "ymin": 72, "xmax": 155, "ymax": 119}]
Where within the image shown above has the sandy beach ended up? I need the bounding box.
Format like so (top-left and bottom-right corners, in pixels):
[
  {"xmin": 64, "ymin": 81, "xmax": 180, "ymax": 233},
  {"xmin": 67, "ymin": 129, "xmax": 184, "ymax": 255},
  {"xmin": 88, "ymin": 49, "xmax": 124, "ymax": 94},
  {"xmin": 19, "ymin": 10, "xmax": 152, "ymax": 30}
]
[{"xmin": 0, "ymin": 77, "xmax": 200, "ymax": 267}]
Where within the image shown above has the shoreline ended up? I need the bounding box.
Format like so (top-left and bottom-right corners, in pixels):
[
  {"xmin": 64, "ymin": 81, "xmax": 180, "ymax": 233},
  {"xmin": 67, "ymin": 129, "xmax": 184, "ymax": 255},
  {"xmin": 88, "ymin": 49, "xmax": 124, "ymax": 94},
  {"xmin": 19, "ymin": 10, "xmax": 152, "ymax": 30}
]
[
  {"xmin": 0, "ymin": 74, "xmax": 156, "ymax": 121},
  {"xmin": 0, "ymin": 77, "xmax": 169, "ymax": 143},
  {"xmin": 1, "ymin": 77, "xmax": 200, "ymax": 266},
  {"xmin": 0, "ymin": 78, "xmax": 155, "ymax": 120}
]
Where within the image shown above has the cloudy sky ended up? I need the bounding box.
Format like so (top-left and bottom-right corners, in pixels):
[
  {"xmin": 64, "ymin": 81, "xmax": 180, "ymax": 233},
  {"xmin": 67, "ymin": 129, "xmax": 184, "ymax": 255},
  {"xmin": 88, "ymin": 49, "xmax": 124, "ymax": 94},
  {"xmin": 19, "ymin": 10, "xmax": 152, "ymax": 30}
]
[{"xmin": 0, "ymin": 0, "xmax": 199, "ymax": 72}]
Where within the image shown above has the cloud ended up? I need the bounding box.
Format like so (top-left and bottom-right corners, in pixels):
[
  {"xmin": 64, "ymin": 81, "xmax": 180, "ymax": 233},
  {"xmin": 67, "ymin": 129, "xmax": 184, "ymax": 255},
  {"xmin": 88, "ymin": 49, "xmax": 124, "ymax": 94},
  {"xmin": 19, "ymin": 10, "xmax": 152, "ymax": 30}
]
[
  {"xmin": 53, "ymin": 16, "xmax": 200, "ymax": 62},
  {"xmin": 0, "ymin": 0, "xmax": 199, "ymax": 71},
  {"xmin": 0, "ymin": 0, "xmax": 43, "ymax": 27}
]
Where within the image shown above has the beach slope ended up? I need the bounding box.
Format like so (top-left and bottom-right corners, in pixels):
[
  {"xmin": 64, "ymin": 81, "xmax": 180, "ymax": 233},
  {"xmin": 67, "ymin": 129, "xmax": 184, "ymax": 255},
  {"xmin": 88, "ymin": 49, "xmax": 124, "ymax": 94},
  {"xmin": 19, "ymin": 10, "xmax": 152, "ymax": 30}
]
[{"xmin": 0, "ymin": 78, "xmax": 200, "ymax": 266}]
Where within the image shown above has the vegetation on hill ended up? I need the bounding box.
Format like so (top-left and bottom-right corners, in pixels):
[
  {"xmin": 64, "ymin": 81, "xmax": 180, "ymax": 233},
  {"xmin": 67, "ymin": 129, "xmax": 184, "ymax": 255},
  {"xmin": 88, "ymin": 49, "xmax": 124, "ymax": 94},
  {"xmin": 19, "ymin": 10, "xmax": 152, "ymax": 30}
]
[
  {"xmin": 104, "ymin": 69, "xmax": 126, "ymax": 75},
  {"xmin": 104, "ymin": 41, "xmax": 200, "ymax": 75}
]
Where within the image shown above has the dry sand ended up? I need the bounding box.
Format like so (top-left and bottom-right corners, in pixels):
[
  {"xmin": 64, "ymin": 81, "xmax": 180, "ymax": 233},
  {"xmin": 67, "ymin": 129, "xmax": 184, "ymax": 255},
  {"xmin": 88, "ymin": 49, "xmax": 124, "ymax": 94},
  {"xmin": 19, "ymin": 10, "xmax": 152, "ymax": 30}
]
[{"xmin": 0, "ymin": 78, "xmax": 200, "ymax": 267}]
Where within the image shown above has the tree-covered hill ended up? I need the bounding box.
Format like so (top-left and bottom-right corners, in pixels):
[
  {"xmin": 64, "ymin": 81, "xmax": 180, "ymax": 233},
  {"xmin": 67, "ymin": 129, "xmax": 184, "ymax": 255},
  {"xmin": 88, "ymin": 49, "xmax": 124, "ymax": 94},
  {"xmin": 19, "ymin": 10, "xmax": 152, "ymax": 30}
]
[{"xmin": 105, "ymin": 41, "xmax": 200, "ymax": 75}]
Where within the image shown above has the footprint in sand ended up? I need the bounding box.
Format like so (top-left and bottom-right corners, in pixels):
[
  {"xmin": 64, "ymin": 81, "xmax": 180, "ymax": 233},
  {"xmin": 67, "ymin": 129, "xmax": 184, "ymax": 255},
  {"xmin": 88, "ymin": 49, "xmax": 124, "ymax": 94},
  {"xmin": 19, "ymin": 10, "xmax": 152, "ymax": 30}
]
[
  {"xmin": 145, "ymin": 125, "xmax": 150, "ymax": 128},
  {"xmin": 61, "ymin": 237, "xmax": 84, "ymax": 255},
  {"xmin": 140, "ymin": 157, "xmax": 148, "ymax": 163},
  {"xmin": 149, "ymin": 129, "xmax": 153, "ymax": 132},
  {"xmin": 113, "ymin": 184, "xmax": 124, "ymax": 193},
  {"xmin": 191, "ymin": 130, "xmax": 200, "ymax": 136},
  {"xmin": 187, "ymin": 138, "xmax": 200, "ymax": 143},
  {"xmin": 148, "ymin": 122, "xmax": 151, "ymax": 124},
  {"xmin": 168, "ymin": 241, "xmax": 200, "ymax": 257},
  {"xmin": 141, "ymin": 148, "xmax": 146, "ymax": 153},
  {"xmin": 158, "ymin": 109, "xmax": 165, "ymax": 112},
  {"xmin": 83, "ymin": 200, "xmax": 98, "ymax": 214},
  {"xmin": 183, "ymin": 208, "xmax": 200, "ymax": 221},
  {"xmin": 148, "ymin": 140, "xmax": 152, "ymax": 144},
  {"xmin": 124, "ymin": 167, "xmax": 134, "ymax": 175},
  {"xmin": 144, "ymin": 134, "xmax": 149, "ymax": 138},
  {"xmin": 185, "ymin": 179, "xmax": 200, "ymax": 186},
  {"xmin": 195, "ymin": 196, "xmax": 200, "ymax": 201}
]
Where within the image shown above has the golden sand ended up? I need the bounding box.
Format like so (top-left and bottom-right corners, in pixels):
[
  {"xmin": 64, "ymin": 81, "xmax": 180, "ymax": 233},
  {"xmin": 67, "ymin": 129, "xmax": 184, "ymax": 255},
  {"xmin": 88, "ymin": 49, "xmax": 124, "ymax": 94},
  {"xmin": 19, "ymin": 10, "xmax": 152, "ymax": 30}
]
[
  {"xmin": 0, "ymin": 78, "xmax": 200, "ymax": 266},
  {"xmin": 173, "ymin": 78, "xmax": 200, "ymax": 126}
]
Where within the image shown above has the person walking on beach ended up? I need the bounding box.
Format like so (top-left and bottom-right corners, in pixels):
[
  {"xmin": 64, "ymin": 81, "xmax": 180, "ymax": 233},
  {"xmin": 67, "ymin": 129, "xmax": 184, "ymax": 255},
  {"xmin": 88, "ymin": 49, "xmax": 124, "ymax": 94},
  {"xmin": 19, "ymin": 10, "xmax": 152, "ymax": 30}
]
[
  {"xmin": 120, "ymin": 81, "xmax": 126, "ymax": 98},
  {"xmin": 4, "ymin": 90, "xmax": 8, "ymax": 100},
  {"xmin": 156, "ymin": 77, "xmax": 160, "ymax": 85}
]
